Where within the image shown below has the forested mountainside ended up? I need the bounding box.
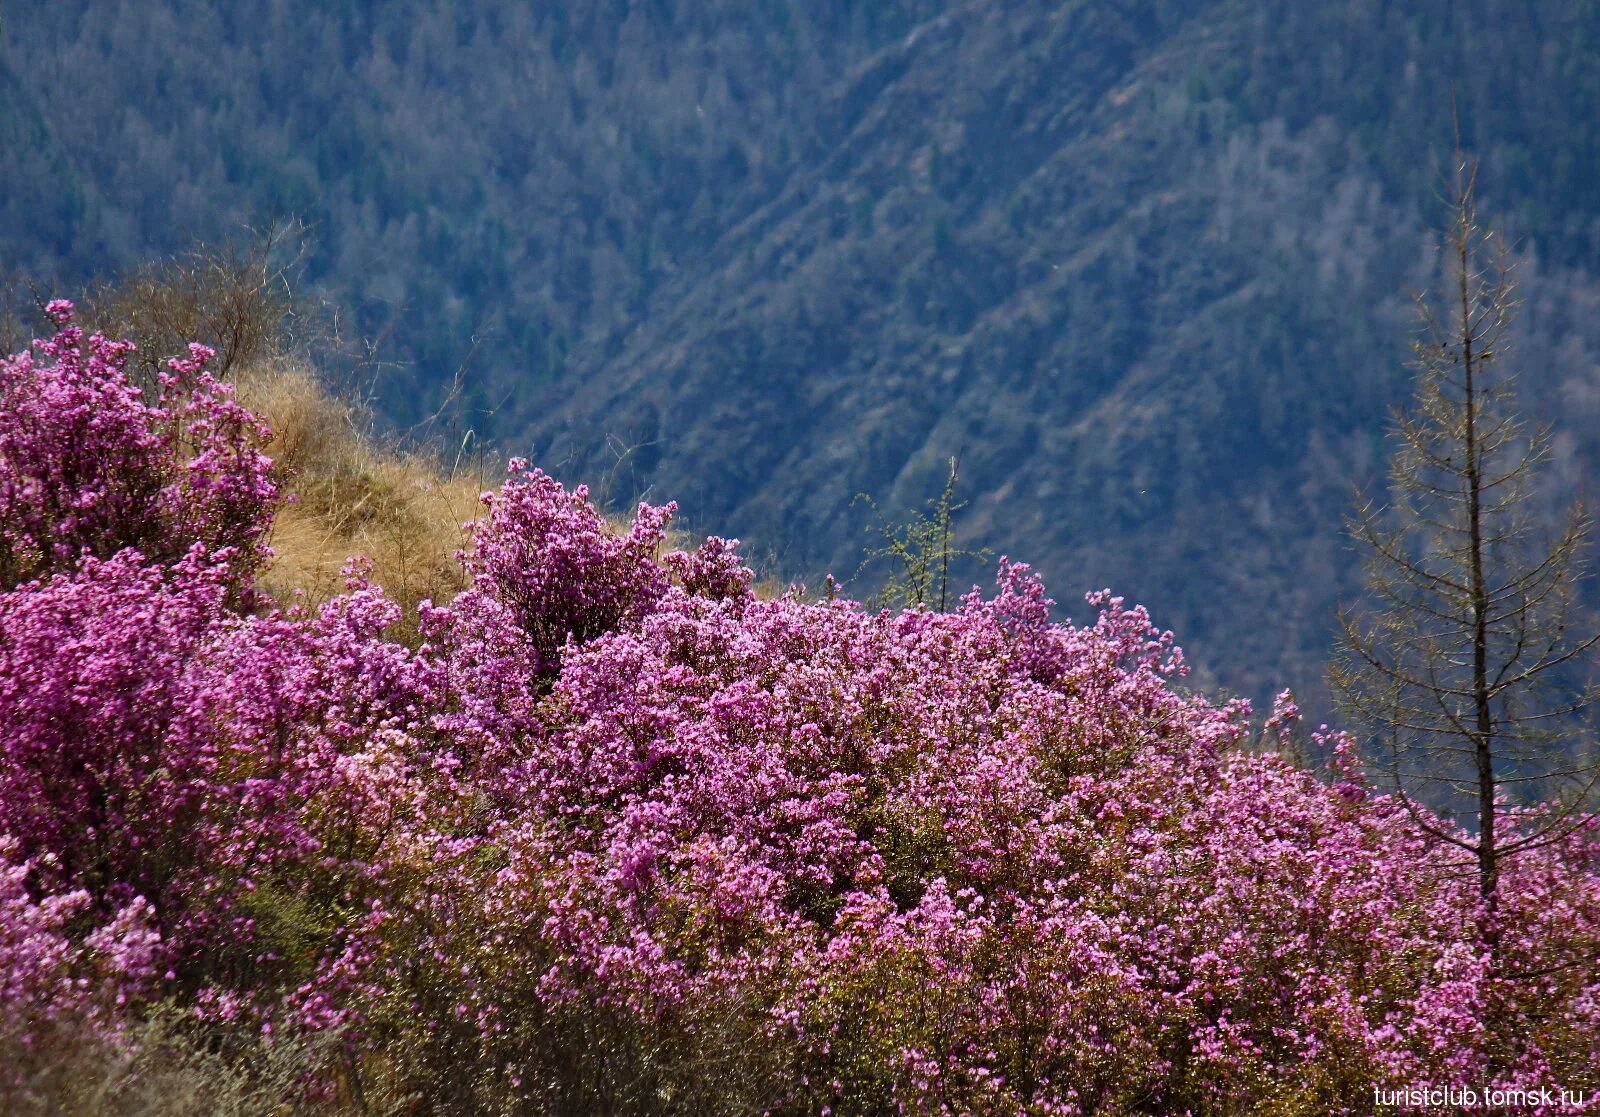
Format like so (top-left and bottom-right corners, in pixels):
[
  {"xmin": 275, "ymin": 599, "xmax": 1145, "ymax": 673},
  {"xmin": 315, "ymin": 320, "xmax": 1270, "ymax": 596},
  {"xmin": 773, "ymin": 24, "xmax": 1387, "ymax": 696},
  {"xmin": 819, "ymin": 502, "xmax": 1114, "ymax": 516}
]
[{"xmin": 5, "ymin": 0, "xmax": 1600, "ymax": 714}]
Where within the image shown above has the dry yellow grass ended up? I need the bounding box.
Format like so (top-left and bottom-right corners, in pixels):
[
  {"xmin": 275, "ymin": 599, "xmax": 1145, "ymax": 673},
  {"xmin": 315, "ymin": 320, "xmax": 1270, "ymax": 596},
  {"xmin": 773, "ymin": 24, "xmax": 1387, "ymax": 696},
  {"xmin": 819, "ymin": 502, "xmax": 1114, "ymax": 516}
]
[{"xmin": 234, "ymin": 359, "xmax": 487, "ymax": 637}]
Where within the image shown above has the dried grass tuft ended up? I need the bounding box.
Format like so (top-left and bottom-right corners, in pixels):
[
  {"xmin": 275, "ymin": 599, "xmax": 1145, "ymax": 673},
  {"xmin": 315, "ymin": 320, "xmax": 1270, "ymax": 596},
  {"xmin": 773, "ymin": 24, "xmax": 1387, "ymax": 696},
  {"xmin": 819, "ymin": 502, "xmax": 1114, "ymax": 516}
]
[{"xmin": 235, "ymin": 359, "xmax": 487, "ymax": 637}]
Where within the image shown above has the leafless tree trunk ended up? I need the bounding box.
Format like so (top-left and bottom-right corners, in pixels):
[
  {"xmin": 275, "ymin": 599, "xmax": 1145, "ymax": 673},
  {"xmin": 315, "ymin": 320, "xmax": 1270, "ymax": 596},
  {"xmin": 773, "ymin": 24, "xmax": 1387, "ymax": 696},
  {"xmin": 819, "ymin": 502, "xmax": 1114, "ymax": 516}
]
[{"xmin": 1329, "ymin": 151, "xmax": 1600, "ymax": 919}]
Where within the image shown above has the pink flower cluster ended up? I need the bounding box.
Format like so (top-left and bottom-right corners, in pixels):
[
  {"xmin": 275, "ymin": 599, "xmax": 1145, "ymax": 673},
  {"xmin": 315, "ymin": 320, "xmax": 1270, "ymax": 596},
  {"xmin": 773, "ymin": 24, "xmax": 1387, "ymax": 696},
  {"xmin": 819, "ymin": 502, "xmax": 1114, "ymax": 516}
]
[
  {"xmin": 0, "ymin": 314, "xmax": 1595, "ymax": 1111},
  {"xmin": 403, "ymin": 565, "xmax": 1599, "ymax": 1111},
  {"xmin": 459, "ymin": 459, "xmax": 675, "ymax": 676},
  {"xmin": 0, "ymin": 835, "xmax": 158, "ymax": 1093},
  {"xmin": 0, "ymin": 300, "xmax": 277, "ymax": 594}
]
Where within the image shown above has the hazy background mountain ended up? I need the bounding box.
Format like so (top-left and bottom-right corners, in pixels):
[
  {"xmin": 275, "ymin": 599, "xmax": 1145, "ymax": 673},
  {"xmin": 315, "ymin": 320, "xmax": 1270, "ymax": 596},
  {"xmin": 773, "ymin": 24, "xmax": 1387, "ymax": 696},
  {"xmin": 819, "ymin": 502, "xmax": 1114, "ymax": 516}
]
[{"xmin": 5, "ymin": 0, "xmax": 1600, "ymax": 718}]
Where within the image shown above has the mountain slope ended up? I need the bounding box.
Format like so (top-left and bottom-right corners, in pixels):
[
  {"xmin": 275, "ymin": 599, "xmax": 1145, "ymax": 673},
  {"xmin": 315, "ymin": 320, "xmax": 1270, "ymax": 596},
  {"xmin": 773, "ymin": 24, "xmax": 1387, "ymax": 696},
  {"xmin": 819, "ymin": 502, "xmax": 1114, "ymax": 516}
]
[
  {"xmin": 521, "ymin": 0, "xmax": 1600, "ymax": 705},
  {"xmin": 4, "ymin": 0, "xmax": 1600, "ymax": 714}
]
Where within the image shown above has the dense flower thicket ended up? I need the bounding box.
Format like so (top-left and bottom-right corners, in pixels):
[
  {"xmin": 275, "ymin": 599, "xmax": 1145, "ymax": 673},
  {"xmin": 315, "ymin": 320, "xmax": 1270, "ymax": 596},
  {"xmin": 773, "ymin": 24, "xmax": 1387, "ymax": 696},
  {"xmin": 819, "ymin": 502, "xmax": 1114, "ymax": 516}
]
[
  {"xmin": 0, "ymin": 300, "xmax": 277, "ymax": 594},
  {"xmin": 0, "ymin": 312, "xmax": 1597, "ymax": 1113},
  {"xmin": 0, "ymin": 836, "xmax": 160, "ymax": 1057}
]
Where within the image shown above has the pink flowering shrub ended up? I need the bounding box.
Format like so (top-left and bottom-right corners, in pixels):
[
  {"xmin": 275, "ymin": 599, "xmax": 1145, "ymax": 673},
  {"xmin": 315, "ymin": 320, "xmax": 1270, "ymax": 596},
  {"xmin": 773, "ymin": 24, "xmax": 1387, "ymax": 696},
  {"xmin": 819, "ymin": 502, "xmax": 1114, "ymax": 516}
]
[
  {"xmin": 0, "ymin": 836, "xmax": 159, "ymax": 1098},
  {"xmin": 0, "ymin": 320, "xmax": 1597, "ymax": 1112},
  {"xmin": 0, "ymin": 301, "xmax": 277, "ymax": 593},
  {"xmin": 662, "ymin": 534, "xmax": 755, "ymax": 600},
  {"xmin": 0, "ymin": 546, "xmax": 450, "ymax": 1037},
  {"xmin": 376, "ymin": 551, "xmax": 1600, "ymax": 1114},
  {"xmin": 0, "ymin": 549, "xmax": 235, "ymax": 913},
  {"xmin": 458, "ymin": 459, "xmax": 674, "ymax": 676},
  {"xmin": 170, "ymin": 566, "xmax": 455, "ymax": 1017}
]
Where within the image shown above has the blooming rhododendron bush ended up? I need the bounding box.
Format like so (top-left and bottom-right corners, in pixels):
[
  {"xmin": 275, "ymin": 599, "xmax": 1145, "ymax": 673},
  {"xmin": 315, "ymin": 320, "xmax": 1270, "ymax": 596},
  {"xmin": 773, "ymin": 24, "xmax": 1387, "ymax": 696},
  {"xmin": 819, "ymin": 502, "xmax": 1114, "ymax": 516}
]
[
  {"xmin": 397, "ymin": 570, "xmax": 1600, "ymax": 1113},
  {"xmin": 0, "ymin": 313, "xmax": 1597, "ymax": 1113},
  {"xmin": 0, "ymin": 301, "xmax": 278, "ymax": 596}
]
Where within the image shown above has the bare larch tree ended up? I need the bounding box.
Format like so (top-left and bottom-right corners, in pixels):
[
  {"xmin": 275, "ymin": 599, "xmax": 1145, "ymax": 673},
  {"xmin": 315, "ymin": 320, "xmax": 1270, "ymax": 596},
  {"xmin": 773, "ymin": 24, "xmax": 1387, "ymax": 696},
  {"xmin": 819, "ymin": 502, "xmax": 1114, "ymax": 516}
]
[{"xmin": 1329, "ymin": 153, "xmax": 1600, "ymax": 916}]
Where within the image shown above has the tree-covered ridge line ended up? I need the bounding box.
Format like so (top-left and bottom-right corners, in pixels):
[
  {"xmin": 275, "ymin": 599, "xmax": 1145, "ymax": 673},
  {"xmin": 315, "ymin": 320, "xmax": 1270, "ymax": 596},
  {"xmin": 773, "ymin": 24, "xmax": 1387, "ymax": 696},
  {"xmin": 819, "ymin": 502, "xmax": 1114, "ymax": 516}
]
[{"xmin": 1, "ymin": 302, "xmax": 1597, "ymax": 1113}]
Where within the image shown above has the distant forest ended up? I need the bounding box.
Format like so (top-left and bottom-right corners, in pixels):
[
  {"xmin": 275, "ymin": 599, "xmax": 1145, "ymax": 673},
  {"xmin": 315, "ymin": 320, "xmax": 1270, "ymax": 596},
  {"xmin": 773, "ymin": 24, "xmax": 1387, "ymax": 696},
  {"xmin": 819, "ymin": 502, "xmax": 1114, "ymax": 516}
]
[{"xmin": 5, "ymin": 0, "xmax": 1600, "ymax": 720}]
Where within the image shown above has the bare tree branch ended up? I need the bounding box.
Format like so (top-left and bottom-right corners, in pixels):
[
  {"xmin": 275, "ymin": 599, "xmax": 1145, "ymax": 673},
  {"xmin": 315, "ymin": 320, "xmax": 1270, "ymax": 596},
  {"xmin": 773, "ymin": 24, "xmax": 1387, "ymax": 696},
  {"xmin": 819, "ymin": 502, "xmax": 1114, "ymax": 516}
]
[{"xmin": 1329, "ymin": 150, "xmax": 1600, "ymax": 937}]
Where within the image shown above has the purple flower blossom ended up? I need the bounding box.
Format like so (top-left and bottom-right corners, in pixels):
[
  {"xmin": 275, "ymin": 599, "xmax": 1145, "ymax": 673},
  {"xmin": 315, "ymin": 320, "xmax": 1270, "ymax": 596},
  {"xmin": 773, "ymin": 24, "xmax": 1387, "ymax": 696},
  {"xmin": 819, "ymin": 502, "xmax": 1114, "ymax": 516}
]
[{"xmin": 1, "ymin": 319, "xmax": 1597, "ymax": 1110}]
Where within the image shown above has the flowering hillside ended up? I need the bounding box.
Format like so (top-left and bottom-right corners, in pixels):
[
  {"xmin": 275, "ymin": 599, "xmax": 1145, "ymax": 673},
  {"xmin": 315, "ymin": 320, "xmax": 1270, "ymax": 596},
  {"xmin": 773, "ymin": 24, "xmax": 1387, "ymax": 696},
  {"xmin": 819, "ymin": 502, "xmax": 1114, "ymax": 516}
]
[{"xmin": 2, "ymin": 311, "xmax": 1597, "ymax": 1114}]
